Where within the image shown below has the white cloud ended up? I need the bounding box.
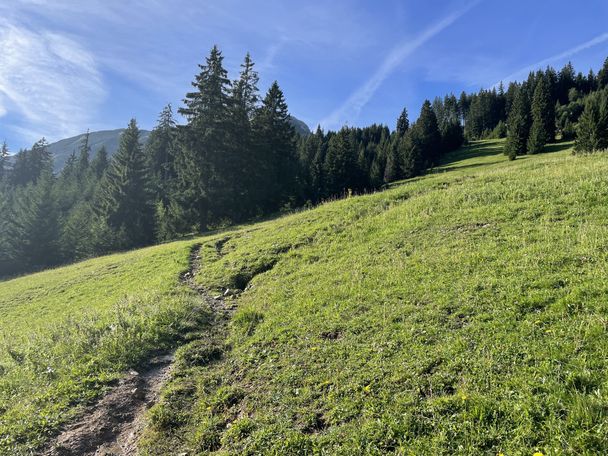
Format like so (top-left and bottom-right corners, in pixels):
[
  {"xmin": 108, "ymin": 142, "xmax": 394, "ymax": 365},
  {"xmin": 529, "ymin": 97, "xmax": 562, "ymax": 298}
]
[
  {"xmin": 494, "ymin": 32, "xmax": 608, "ymax": 86},
  {"xmin": 319, "ymin": 1, "xmax": 480, "ymax": 129},
  {"xmin": 0, "ymin": 20, "xmax": 105, "ymax": 143}
]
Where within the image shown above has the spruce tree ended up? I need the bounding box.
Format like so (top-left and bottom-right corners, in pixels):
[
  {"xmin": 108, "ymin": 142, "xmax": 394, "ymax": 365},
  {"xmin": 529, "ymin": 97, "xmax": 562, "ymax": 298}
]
[
  {"xmin": 505, "ymin": 85, "xmax": 531, "ymax": 159},
  {"xmin": 91, "ymin": 146, "xmax": 109, "ymax": 179},
  {"xmin": 231, "ymin": 53, "xmax": 260, "ymax": 216},
  {"xmin": 323, "ymin": 128, "xmax": 357, "ymax": 196},
  {"xmin": 60, "ymin": 201, "xmax": 93, "ymax": 261},
  {"xmin": 575, "ymin": 90, "xmax": 608, "ymax": 153},
  {"xmin": 0, "ymin": 141, "xmax": 9, "ymax": 181},
  {"xmin": 11, "ymin": 139, "xmax": 52, "ymax": 186},
  {"xmin": 145, "ymin": 104, "xmax": 178, "ymax": 197},
  {"xmin": 77, "ymin": 130, "xmax": 91, "ymax": 179},
  {"xmin": 383, "ymin": 142, "xmax": 401, "ymax": 183},
  {"xmin": 396, "ymin": 108, "xmax": 409, "ymax": 137},
  {"xmin": 598, "ymin": 57, "xmax": 608, "ymax": 89},
  {"xmin": 176, "ymin": 45, "xmax": 233, "ymax": 227},
  {"xmin": 399, "ymin": 125, "xmax": 422, "ymax": 178},
  {"xmin": 416, "ymin": 100, "xmax": 441, "ymax": 166},
  {"xmin": 96, "ymin": 119, "xmax": 154, "ymax": 248},
  {"xmin": 0, "ymin": 190, "xmax": 17, "ymax": 276},
  {"xmin": 527, "ymin": 77, "xmax": 552, "ymax": 154},
  {"xmin": 11, "ymin": 170, "xmax": 59, "ymax": 271},
  {"xmin": 252, "ymin": 81, "xmax": 298, "ymax": 211}
]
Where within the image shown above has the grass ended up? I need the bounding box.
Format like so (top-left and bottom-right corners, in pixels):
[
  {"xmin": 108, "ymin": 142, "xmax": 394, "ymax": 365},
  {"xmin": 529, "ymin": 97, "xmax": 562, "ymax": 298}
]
[
  {"xmin": 141, "ymin": 139, "xmax": 608, "ymax": 455},
  {"xmin": 4, "ymin": 138, "xmax": 608, "ymax": 454},
  {"xmin": 0, "ymin": 239, "xmax": 214, "ymax": 454}
]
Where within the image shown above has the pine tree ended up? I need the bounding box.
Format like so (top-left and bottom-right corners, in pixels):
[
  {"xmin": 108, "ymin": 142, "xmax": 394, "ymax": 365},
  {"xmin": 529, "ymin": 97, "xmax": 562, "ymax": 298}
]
[
  {"xmin": 11, "ymin": 139, "xmax": 52, "ymax": 186},
  {"xmin": 399, "ymin": 124, "xmax": 425, "ymax": 178},
  {"xmin": 91, "ymin": 146, "xmax": 109, "ymax": 179},
  {"xmin": 575, "ymin": 90, "xmax": 608, "ymax": 153},
  {"xmin": 0, "ymin": 190, "xmax": 18, "ymax": 276},
  {"xmin": 231, "ymin": 53, "xmax": 260, "ymax": 217},
  {"xmin": 505, "ymin": 85, "xmax": 531, "ymax": 159},
  {"xmin": 323, "ymin": 128, "xmax": 357, "ymax": 196},
  {"xmin": 11, "ymin": 170, "xmax": 59, "ymax": 271},
  {"xmin": 77, "ymin": 130, "xmax": 91, "ymax": 179},
  {"xmin": 96, "ymin": 119, "xmax": 154, "ymax": 248},
  {"xmin": 252, "ymin": 81, "xmax": 298, "ymax": 211},
  {"xmin": 60, "ymin": 201, "xmax": 93, "ymax": 261},
  {"xmin": 0, "ymin": 141, "xmax": 9, "ymax": 181},
  {"xmin": 383, "ymin": 144, "xmax": 401, "ymax": 184},
  {"xmin": 416, "ymin": 100, "xmax": 442, "ymax": 166},
  {"xmin": 527, "ymin": 76, "xmax": 553, "ymax": 154},
  {"xmin": 176, "ymin": 45, "xmax": 233, "ymax": 228},
  {"xmin": 396, "ymin": 108, "xmax": 409, "ymax": 136},
  {"xmin": 598, "ymin": 57, "xmax": 608, "ymax": 89},
  {"xmin": 145, "ymin": 104, "xmax": 178, "ymax": 197},
  {"xmin": 154, "ymin": 199, "xmax": 190, "ymax": 242}
]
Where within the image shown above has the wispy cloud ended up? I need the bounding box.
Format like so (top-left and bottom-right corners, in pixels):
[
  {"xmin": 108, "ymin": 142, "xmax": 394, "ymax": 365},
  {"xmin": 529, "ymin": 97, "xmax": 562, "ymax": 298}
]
[
  {"xmin": 0, "ymin": 19, "xmax": 105, "ymax": 144},
  {"xmin": 495, "ymin": 32, "xmax": 608, "ymax": 86},
  {"xmin": 319, "ymin": 1, "xmax": 480, "ymax": 129}
]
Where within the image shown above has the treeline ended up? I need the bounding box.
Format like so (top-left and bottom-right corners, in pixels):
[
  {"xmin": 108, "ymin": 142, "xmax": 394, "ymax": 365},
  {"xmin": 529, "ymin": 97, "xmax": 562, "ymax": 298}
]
[
  {"xmin": 456, "ymin": 58, "xmax": 608, "ymax": 157},
  {"xmin": 5, "ymin": 50, "xmax": 608, "ymax": 277},
  {"xmin": 0, "ymin": 46, "xmax": 464, "ymax": 277}
]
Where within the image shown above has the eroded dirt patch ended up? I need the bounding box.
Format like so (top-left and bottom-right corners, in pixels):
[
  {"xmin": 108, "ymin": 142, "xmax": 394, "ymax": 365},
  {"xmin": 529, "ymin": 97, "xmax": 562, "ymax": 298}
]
[{"xmin": 42, "ymin": 354, "xmax": 173, "ymax": 456}]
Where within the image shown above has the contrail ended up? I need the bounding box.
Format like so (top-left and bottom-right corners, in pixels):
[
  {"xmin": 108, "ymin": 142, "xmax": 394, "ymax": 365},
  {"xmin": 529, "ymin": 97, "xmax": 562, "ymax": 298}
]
[
  {"xmin": 319, "ymin": 1, "xmax": 481, "ymax": 129},
  {"xmin": 494, "ymin": 31, "xmax": 608, "ymax": 86}
]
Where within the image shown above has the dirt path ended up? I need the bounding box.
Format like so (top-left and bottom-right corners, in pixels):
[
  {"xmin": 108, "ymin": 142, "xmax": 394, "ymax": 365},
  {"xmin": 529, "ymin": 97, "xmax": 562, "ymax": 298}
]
[{"xmin": 41, "ymin": 243, "xmax": 232, "ymax": 456}]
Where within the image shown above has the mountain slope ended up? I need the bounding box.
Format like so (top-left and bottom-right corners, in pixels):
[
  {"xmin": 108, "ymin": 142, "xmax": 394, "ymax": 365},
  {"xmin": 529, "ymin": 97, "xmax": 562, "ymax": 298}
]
[
  {"xmin": 3, "ymin": 140, "xmax": 608, "ymax": 455},
  {"xmin": 46, "ymin": 129, "xmax": 152, "ymax": 171},
  {"xmin": 44, "ymin": 116, "xmax": 310, "ymax": 172}
]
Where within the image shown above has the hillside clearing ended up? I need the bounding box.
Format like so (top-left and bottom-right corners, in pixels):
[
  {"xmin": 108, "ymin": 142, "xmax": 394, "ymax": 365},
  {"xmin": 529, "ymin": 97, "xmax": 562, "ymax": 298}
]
[{"xmin": 3, "ymin": 139, "xmax": 608, "ymax": 454}]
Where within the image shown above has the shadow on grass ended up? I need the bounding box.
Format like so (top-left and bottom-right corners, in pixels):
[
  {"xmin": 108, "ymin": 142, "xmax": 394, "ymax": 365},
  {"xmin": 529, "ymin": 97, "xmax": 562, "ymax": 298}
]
[
  {"xmin": 434, "ymin": 160, "xmax": 505, "ymax": 174},
  {"xmin": 436, "ymin": 140, "xmax": 505, "ymax": 170},
  {"xmin": 542, "ymin": 140, "xmax": 574, "ymax": 154}
]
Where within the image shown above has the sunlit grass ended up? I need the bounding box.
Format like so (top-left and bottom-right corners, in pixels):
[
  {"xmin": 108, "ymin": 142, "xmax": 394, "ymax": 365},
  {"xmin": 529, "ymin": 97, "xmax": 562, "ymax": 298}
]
[{"xmin": 142, "ymin": 140, "xmax": 608, "ymax": 454}]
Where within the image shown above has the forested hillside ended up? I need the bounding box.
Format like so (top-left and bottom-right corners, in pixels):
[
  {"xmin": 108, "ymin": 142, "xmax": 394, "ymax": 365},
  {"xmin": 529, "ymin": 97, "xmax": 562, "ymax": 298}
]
[{"xmin": 2, "ymin": 51, "xmax": 608, "ymax": 279}]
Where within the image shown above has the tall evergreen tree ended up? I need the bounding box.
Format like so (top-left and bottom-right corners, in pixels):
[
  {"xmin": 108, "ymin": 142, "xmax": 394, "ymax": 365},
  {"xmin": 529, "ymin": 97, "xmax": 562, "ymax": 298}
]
[
  {"xmin": 11, "ymin": 139, "xmax": 52, "ymax": 186},
  {"xmin": 231, "ymin": 53, "xmax": 260, "ymax": 216},
  {"xmin": 575, "ymin": 90, "xmax": 608, "ymax": 153},
  {"xmin": 91, "ymin": 146, "xmax": 109, "ymax": 179},
  {"xmin": 527, "ymin": 76, "xmax": 553, "ymax": 154},
  {"xmin": 396, "ymin": 108, "xmax": 409, "ymax": 136},
  {"xmin": 0, "ymin": 190, "xmax": 17, "ymax": 276},
  {"xmin": 598, "ymin": 57, "xmax": 608, "ymax": 89},
  {"xmin": 176, "ymin": 45, "xmax": 233, "ymax": 227},
  {"xmin": 383, "ymin": 142, "xmax": 401, "ymax": 183},
  {"xmin": 505, "ymin": 85, "xmax": 531, "ymax": 160},
  {"xmin": 399, "ymin": 124, "xmax": 425, "ymax": 178},
  {"xmin": 96, "ymin": 119, "xmax": 154, "ymax": 248},
  {"xmin": 145, "ymin": 104, "xmax": 178, "ymax": 197},
  {"xmin": 0, "ymin": 141, "xmax": 9, "ymax": 181},
  {"xmin": 11, "ymin": 170, "xmax": 59, "ymax": 271},
  {"xmin": 252, "ymin": 81, "xmax": 298, "ymax": 210},
  {"xmin": 416, "ymin": 100, "xmax": 442, "ymax": 166},
  {"xmin": 323, "ymin": 128, "xmax": 358, "ymax": 196},
  {"xmin": 77, "ymin": 130, "xmax": 91, "ymax": 179}
]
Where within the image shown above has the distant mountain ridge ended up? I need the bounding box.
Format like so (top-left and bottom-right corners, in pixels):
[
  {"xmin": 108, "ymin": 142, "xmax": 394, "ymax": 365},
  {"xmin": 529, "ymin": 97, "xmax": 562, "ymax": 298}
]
[
  {"xmin": 44, "ymin": 116, "xmax": 310, "ymax": 172},
  {"xmin": 47, "ymin": 129, "xmax": 152, "ymax": 171}
]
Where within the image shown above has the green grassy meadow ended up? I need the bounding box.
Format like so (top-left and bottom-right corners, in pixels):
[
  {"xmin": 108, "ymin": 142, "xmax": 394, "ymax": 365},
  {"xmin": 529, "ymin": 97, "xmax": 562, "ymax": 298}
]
[
  {"xmin": 4, "ymin": 139, "xmax": 608, "ymax": 454},
  {"xmin": 0, "ymin": 239, "xmax": 213, "ymax": 454}
]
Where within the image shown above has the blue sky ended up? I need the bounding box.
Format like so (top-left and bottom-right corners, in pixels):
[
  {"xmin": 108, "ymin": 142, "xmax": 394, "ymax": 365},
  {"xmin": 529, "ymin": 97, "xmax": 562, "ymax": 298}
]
[{"xmin": 1, "ymin": 0, "xmax": 608, "ymax": 150}]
